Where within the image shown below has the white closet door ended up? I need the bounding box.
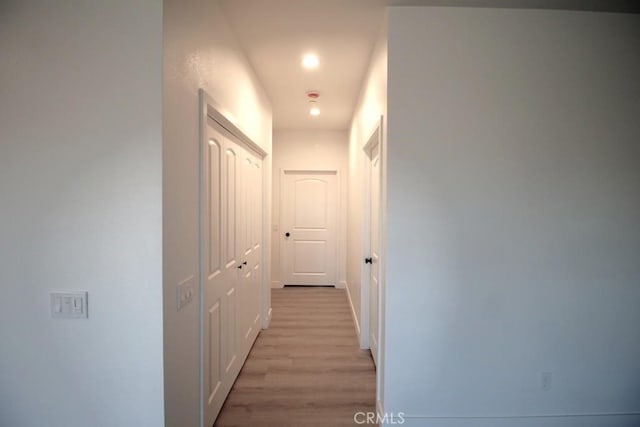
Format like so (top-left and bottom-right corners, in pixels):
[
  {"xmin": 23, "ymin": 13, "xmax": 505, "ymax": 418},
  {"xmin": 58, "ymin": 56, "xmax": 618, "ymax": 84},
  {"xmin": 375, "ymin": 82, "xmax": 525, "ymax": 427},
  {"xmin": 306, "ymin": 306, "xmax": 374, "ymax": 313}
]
[
  {"xmin": 202, "ymin": 118, "xmax": 264, "ymax": 427},
  {"xmin": 202, "ymin": 120, "xmax": 241, "ymax": 427}
]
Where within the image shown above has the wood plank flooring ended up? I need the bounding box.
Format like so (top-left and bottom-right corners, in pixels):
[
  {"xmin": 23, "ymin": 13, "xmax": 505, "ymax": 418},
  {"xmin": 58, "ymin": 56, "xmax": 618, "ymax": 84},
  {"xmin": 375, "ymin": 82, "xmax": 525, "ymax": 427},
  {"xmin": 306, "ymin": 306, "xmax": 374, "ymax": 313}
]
[{"xmin": 214, "ymin": 286, "xmax": 376, "ymax": 427}]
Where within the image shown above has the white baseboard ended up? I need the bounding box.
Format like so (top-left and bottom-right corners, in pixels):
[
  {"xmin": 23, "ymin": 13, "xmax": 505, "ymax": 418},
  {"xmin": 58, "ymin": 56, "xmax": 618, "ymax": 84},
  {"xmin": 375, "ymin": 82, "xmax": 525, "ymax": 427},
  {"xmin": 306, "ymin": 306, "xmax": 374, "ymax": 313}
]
[
  {"xmin": 270, "ymin": 280, "xmax": 283, "ymax": 288},
  {"xmin": 336, "ymin": 280, "xmax": 347, "ymax": 289},
  {"xmin": 377, "ymin": 400, "xmax": 384, "ymax": 421},
  {"xmin": 344, "ymin": 282, "xmax": 361, "ymax": 342},
  {"xmin": 387, "ymin": 414, "xmax": 640, "ymax": 427},
  {"xmin": 262, "ymin": 307, "xmax": 272, "ymax": 329},
  {"xmin": 260, "ymin": 308, "xmax": 271, "ymax": 329}
]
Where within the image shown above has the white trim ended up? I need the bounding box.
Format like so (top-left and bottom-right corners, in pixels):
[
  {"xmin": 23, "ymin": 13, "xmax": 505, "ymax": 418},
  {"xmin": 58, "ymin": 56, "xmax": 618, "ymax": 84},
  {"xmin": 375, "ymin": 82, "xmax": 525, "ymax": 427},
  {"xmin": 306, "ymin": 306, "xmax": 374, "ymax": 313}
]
[
  {"xmin": 270, "ymin": 280, "xmax": 283, "ymax": 289},
  {"xmin": 262, "ymin": 308, "xmax": 273, "ymax": 330},
  {"xmin": 377, "ymin": 399, "xmax": 384, "ymax": 421},
  {"xmin": 402, "ymin": 412, "xmax": 640, "ymax": 419},
  {"xmin": 377, "ymin": 114, "xmax": 386, "ymax": 409},
  {"xmin": 281, "ymin": 169, "xmax": 338, "ymax": 174},
  {"xmin": 345, "ymin": 281, "xmax": 361, "ymax": 344},
  {"xmin": 362, "ymin": 116, "xmax": 385, "ymax": 409},
  {"xmin": 360, "ymin": 149, "xmax": 371, "ymax": 350},
  {"xmin": 363, "ymin": 122, "xmax": 382, "ymax": 153},
  {"xmin": 200, "ymin": 90, "xmax": 266, "ymax": 158},
  {"xmin": 336, "ymin": 280, "xmax": 347, "ymax": 289},
  {"xmin": 261, "ymin": 149, "xmax": 272, "ymax": 330},
  {"xmin": 198, "ymin": 89, "xmax": 208, "ymax": 427},
  {"xmin": 393, "ymin": 412, "xmax": 640, "ymax": 427}
]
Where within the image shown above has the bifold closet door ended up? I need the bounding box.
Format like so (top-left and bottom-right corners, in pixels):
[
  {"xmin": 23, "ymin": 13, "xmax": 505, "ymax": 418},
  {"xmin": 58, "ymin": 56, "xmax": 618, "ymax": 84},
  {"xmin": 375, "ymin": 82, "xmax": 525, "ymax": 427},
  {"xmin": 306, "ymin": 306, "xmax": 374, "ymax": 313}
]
[{"xmin": 202, "ymin": 118, "xmax": 263, "ymax": 427}]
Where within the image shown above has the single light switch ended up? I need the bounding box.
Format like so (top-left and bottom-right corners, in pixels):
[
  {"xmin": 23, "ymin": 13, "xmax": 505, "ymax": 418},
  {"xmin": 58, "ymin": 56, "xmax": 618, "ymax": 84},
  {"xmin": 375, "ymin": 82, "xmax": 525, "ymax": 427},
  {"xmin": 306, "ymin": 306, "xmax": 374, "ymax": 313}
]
[{"xmin": 51, "ymin": 291, "xmax": 88, "ymax": 319}]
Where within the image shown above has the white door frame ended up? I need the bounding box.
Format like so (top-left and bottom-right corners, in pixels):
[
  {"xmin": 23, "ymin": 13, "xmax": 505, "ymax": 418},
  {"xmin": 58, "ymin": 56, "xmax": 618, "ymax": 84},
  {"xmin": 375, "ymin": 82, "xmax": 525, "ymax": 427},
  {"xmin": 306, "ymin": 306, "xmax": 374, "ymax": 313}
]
[
  {"xmin": 279, "ymin": 168, "xmax": 341, "ymax": 287},
  {"xmin": 360, "ymin": 120, "xmax": 382, "ymax": 351},
  {"xmin": 360, "ymin": 117, "xmax": 385, "ymax": 414},
  {"xmin": 198, "ymin": 89, "xmax": 270, "ymax": 427}
]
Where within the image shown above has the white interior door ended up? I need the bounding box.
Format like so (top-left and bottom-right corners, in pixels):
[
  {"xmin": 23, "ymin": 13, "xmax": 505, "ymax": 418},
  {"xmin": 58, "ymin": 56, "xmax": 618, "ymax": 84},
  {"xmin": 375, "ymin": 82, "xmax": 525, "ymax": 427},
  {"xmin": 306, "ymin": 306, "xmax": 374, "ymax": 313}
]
[
  {"xmin": 367, "ymin": 142, "xmax": 381, "ymax": 366},
  {"xmin": 281, "ymin": 171, "xmax": 337, "ymax": 286},
  {"xmin": 202, "ymin": 117, "xmax": 263, "ymax": 427},
  {"xmin": 202, "ymin": 120, "xmax": 241, "ymax": 426}
]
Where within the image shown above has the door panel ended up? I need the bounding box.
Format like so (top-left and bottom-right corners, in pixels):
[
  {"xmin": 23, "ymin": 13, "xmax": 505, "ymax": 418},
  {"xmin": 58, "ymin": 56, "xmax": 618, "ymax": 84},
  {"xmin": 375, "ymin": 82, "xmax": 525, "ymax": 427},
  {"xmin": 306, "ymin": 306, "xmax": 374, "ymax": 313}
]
[
  {"xmin": 369, "ymin": 143, "xmax": 381, "ymax": 366},
  {"xmin": 238, "ymin": 148, "xmax": 262, "ymax": 355},
  {"xmin": 249, "ymin": 161, "xmax": 262, "ymax": 334},
  {"xmin": 282, "ymin": 171, "xmax": 337, "ymax": 286},
  {"xmin": 203, "ymin": 122, "xmax": 240, "ymax": 426},
  {"xmin": 294, "ymin": 180, "xmax": 328, "ymax": 228},
  {"xmin": 251, "ymin": 162, "xmax": 261, "ymax": 251},
  {"xmin": 223, "ymin": 287, "xmax": 236, "ymax": 373},
  {"xmin": 224, "ymin": 148, "xmax": 237, "ymax": 268},
  {"xmin": 208, "ymin": 140, "xmax": 222, "ymax": 276},
  {"xmin": 207, "ymin": 301, "xmax": 221, "ymax": 405},
  {"xmin": 242, "ymin": 157, "xmax": 253, "ymax": 257},
  {"xmin": 293, "ymin": 241, "xmax": 326, "ymax": 273}
]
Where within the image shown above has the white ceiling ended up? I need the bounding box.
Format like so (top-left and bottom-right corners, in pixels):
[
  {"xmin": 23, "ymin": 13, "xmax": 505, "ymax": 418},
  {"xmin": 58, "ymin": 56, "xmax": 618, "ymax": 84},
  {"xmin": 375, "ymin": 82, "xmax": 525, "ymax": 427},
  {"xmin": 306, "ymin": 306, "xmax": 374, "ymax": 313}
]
[
  {"xmin": 219, "ymin": 0, "xmax": 387, "ymax": 131},
  {"xmin": 220, "ymin": 0, "xmax": 639, "ymax": 132}
]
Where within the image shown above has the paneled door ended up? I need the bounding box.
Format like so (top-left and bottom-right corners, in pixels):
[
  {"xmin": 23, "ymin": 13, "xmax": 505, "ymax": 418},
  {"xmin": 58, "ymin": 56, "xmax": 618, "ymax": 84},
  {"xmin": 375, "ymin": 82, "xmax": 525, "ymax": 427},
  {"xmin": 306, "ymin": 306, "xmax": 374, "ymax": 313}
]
[
  {"xmin": 238, "ymin": 148, "xmax": 262, "ymax": 356},
  {"xmin": 202, "ymin": 119, "xmax": 241, "ymax": 427},
  {"xmin": 201, "ymin": 117, "xmax": 264, "ymax": 427},
  {"xmin": 281, "ymin": 171, "xmax": 337, "ymax": 286},
  {"xmin": 366, "ymin": 137, "xmax": 381, "ymax": 367}
]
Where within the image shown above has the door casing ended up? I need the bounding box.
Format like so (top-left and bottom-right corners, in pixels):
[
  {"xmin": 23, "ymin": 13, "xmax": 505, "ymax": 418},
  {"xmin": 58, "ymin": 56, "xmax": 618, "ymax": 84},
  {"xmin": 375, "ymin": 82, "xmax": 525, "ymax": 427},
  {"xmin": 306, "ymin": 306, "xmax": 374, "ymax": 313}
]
[{"xmin": 360, "ymin": 116, "xmax": 385, "ymax": 414}]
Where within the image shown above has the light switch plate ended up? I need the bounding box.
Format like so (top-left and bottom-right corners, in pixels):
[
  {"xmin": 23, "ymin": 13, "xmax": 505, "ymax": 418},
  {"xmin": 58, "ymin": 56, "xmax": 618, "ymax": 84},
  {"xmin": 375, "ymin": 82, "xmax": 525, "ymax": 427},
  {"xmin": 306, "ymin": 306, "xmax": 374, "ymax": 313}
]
[
  {"xmin": 177, "ymin": 276, "xmax": 196, "ymax": 311},
  {"xmin": 51, "ymin": 291, "xmax": 88, "ymax": 319}
]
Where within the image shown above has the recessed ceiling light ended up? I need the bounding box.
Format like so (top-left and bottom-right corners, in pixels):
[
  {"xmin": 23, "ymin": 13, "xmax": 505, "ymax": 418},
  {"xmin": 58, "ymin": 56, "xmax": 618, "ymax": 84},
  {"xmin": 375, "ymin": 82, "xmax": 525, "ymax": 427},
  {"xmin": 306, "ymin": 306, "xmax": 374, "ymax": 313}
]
[
  {"xmin": 302, "ymin": 53, "xmax": 319, "ymax": 69},
  {"xmin": 310, "ymin": 106, "xmax": 320, "ymax": 116}
]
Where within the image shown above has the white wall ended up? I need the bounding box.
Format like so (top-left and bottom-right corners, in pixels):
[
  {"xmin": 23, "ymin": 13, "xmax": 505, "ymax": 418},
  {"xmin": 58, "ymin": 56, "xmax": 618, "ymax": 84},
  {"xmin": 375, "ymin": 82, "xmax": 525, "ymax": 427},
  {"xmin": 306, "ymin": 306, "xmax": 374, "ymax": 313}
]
[
  {"xmin": 271, "ymin": 130, "xmax": 348, "ymax": 288},
  {"xmin": 163, "ymin": 0, "xmax": 272, "ymax": 426},
  {"xmin": 347, "ymin": 18, "xmax": 388, "ymax": 413},
  {"xmin": 0, "ymin": 2, "xmax": 164, "ymax": 426},
  {"xmin": 386, "ymin": 7, "xmax": 640, "ymax": 426},
  {"xmin": 347, "ymin": 22, "xmax": 387, "ymax": 348}
]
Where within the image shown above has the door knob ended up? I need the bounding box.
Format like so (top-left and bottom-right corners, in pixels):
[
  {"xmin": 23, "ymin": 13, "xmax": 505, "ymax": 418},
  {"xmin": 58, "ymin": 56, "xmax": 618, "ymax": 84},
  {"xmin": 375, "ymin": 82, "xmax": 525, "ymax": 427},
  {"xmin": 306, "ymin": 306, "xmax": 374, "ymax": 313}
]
[
  {"xmin": 365, "ymin": 257, "xmax": 373, "ymax": 264},
  {"xmin": 285, "ymin": 232, "xmax": 290, "ymax": 238}
]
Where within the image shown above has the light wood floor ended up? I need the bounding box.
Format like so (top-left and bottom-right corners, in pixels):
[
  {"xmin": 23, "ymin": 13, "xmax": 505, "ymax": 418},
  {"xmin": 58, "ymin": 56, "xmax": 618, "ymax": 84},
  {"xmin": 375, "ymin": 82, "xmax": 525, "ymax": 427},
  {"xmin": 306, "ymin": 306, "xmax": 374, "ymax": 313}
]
[{"xmin": 214, "ymin": 286, "xmax": 376, "ymax": 427}]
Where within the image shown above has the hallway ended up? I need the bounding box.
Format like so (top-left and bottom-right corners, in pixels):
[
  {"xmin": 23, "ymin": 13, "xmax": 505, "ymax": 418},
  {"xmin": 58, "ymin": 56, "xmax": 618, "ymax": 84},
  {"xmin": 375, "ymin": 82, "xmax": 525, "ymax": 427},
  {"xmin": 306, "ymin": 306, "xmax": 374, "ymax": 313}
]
[{"xmin": 214, "ymin": 287, "xmax": 376, "ymax": 427}]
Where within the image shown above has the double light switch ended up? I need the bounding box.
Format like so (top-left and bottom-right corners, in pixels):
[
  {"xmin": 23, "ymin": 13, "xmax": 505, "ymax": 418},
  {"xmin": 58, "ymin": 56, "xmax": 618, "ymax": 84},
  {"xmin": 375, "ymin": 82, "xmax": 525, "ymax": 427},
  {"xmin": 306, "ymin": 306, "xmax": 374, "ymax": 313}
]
[{"xmin": 51, "ymin": 291, "xmax": 88, "ymax": 319}]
